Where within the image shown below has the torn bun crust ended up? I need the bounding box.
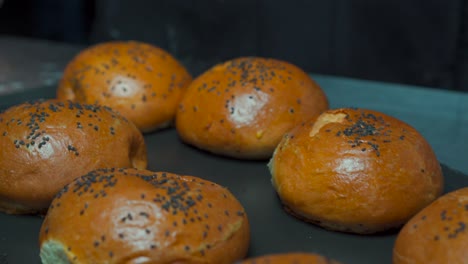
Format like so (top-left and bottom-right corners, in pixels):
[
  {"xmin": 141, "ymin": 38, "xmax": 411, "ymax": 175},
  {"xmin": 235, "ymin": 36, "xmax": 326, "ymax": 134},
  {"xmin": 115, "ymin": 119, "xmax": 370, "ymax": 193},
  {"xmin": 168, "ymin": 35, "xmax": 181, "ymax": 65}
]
[{"xmin": 269, "ymin": 108, "xmax": 444, "ymax": 234}]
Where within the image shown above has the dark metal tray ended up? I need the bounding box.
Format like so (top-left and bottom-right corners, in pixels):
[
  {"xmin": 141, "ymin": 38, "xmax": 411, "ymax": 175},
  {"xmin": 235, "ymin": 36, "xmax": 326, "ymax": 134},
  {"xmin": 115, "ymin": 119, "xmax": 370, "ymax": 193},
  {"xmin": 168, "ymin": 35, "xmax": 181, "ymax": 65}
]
[{"xmin": 1, "ymin": 86, "xmax": 468, "ymax": 264}]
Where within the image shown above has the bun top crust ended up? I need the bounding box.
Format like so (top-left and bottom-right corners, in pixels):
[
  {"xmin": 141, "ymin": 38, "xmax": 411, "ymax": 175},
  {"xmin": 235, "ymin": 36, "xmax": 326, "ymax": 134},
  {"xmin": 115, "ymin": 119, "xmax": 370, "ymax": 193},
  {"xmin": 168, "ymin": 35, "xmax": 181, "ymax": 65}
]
[
  {"xmin": 39, "ymin": 168, "xmax": 250, "ymax": 264},
  {"xmin": 240, "ymin": 252, "xmax": 342, "ymax": 264},
  {"xmin": 57, "ymin": 41, "xmax": 193, "ymax": 132},
  {"xmin": 0, "ymin": 100, "xmax": 147, "ymax": 214},
  {"xmin": 270, "ymin": 108, "xmax": 444, "ymax": 233},
  {"xmin": 393, "ymin": 187, "xmax": 468, "ymax": 263},
  {"xmin": 176, "ymin": 57, "xmax": 328, "ymax": 159}
]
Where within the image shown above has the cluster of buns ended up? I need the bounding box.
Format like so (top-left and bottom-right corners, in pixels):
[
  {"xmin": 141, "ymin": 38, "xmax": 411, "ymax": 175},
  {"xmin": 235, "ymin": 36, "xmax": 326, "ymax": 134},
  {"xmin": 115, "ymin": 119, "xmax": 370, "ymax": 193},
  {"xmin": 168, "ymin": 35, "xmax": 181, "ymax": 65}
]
[
  {"xmin": 57, "ymin": 41, "xmax": 329, "ymax": 160},
  {"xmin": 267, "ymin": 108, "xmax": 468, "ymax": 262},
  {"xmin": 0, "ymin": 40, "xmax": 464, "ymax": 263}
]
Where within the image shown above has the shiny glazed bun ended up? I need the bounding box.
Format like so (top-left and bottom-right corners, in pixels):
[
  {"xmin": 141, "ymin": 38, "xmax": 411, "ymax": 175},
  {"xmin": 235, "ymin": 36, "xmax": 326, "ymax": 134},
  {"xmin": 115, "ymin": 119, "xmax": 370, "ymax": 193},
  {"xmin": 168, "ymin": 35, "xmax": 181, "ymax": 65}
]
[
  {"xmin": 239, "ymin": 252, "xmax": 342, "ymax": 264},
  {"xmin": 269, "ymin": 108, "xmax": 444, "ymax": 234},
  {"xmin": 39, "ymin": 168, "xmax": 250, "ymax": 264},
  {"xmin": 0, "ymin": 100, "xmax": 147, "ymax": 214},
  {"xmin": 175, "ymin": 57, "xmax": 328, "ymax": 159},
  {"xmin": 393, "ymin": 187, "xmax": 468, "ymax": 264},
  {"xmin": 57, "ymin": 41, "xmax": 192, "ymax": 133}
]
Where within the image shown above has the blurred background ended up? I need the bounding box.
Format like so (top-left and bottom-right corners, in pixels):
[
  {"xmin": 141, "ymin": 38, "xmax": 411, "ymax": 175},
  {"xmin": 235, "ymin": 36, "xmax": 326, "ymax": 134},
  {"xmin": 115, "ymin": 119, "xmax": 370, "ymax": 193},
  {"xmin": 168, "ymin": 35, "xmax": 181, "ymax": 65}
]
[{"xmin": 0, "ymin": 0, "xmax": 467, "ymax": 91}]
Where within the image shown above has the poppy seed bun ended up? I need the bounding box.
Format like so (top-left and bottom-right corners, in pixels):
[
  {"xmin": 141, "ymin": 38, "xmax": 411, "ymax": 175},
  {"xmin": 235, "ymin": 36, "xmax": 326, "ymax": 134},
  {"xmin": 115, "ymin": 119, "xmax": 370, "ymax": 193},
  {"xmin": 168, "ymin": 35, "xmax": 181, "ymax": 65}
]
[
  {"xmin": 57, "ymin": 41, "xmax": 192, "ymax": 133},
  {"xmin": 175, "ymin": 57, "xmax": 328, "ymax": 160},
  {"xmin": 393, "ymin": 187, "xmax": 468, "ymax": 264},
  {"xmin": 269, "ymin": 108, "xmax": 444, "ymax": 234},
  {"xmin": 0, "ymin": 100, "xmax": 147, "ymax": 214},
  {"xmin": 239, "ymin": 252, "xmax": 342, "ymax": 264},
  {"xmin": 39, "ymin": 168, "xmax": 250, "ymax": 264}
]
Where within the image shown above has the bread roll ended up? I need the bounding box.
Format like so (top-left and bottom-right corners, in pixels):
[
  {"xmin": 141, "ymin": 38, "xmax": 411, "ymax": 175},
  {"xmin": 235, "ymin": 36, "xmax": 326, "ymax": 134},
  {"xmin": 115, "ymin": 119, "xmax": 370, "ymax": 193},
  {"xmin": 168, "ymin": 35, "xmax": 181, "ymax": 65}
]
[
  {"xmin": 239, "ymin": 252, "xmax": 342, "ymax": 264},
  {"xmin": 0, "ymin": 100, "xmax": 147, "ymax": 214},
  {"xmin": 39, "ymin": 168, "xmax": 250, "ymax": 264},
  {"xmin": 57, "ymin": 41, "xmax": 192, "ymax": 133},
  {"xmin": 393, "ymin": 187, "xmax": 468, "ymax": 264},
  {"xmin": 269, "ymin": 108, "xmax": 444, "ymax": 234},
  {"xmin": 175, "ymin": 57, "xmax": 328, "ymax": 159}
]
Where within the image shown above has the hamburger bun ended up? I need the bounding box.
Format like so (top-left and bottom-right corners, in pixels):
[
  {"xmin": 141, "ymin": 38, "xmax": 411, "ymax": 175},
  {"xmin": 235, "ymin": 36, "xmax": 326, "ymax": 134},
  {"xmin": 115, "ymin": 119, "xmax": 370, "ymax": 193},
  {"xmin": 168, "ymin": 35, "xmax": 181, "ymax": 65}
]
[
  {"xmin": 0, "ymin": 100, "xmax": 147, "ymax": 214},
  {"xmin": 393, "ymin": 187, "xmax": 468, "ymax": 264},
  {"xmin": 239, "ymin": 252, "xmax": 342, "ymax": 264},
  {"xmin": 269, "ymin": 107, "xmax": 444, "ymax": 234},
  {"xmin": 39, "ymin": 168, "xmax": 250, "ymax": 264},
  {"xmin": 57, "ymin": 41, "xmax": 192, "ymax": 133},
  {"xmin": 175, "ymin": 57, "xmax": 328, "ymax": 160}
]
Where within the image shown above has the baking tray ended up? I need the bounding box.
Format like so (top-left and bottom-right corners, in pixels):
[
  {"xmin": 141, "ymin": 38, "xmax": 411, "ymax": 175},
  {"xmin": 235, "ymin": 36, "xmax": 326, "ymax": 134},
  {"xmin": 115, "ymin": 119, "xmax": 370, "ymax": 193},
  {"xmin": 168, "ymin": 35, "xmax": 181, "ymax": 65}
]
[{"xmin": 1, "ymin": 86, "xmax": 468, "ymax": 264}]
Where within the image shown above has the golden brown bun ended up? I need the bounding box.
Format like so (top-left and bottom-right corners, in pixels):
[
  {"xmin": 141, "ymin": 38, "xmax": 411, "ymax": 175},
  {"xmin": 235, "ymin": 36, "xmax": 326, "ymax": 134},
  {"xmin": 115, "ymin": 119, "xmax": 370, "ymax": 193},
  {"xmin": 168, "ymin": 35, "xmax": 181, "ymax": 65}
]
[
  {"xmin": 0, "ymin": 100, "xmax": 147, "ymax": 214},
  {"xmin": 393, "ymin": 187, "xmax": 468, "ymax": 264},
  {"xmin": 57, "ymin": 41, "xmax": 192, "ymax": 133},
  {"xmin": 39, "ymin": 168, "xmax": 250, "ymax": 264},
  {"xmin": 175, "ymin": 57, "xmax": 328, "ymax": 160},
  {"xmin": 269, "ymin": 108, "xmax": 444, "ymax": 234},
  {"xmin": 240, "ymin": 252, "xmax": 342, "ymax": 264}
]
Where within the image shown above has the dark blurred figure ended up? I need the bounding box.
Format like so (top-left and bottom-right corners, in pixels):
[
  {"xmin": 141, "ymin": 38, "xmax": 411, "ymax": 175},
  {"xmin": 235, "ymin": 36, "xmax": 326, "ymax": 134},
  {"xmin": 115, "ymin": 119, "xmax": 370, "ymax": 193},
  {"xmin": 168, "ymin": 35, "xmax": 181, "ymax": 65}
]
[
  {"xmin": 90, "ymin": 0, "xmax": 468, "ymax": 91},
  {"xmin": 30, "ymin": 0, "xmax": 92, "ymax": 43},
  {"xmin": 0, "ymin": 0, "xmax": 467, "ymax": 91},
  {"xmin": 92, "ymin": 0, "xmax": 259, "ymax": 77},
  {"xmin": 0, "ymin": 0, "xmax": 93, "ymax": 44}
]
